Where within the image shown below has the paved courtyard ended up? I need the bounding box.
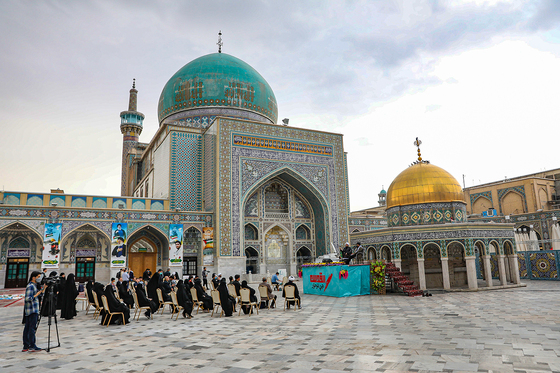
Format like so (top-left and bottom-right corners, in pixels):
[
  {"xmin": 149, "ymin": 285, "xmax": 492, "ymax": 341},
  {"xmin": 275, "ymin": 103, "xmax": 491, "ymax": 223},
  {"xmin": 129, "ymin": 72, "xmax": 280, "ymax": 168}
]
[{"xmin": 1, "ymin": 280, "xmax": 559, "ymax": 373}]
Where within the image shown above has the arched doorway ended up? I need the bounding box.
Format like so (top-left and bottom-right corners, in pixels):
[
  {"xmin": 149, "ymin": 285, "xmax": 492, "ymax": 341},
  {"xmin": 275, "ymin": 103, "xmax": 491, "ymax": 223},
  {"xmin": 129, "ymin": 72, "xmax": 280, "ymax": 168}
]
[
  {"xmin": 367, "ymin": 247, "xmax": 377, "ymax": 262},
  {"xmin": 6, "ymin": 236, "xmax": 31, "ymax": 288},
  {"xmin": 245, "ymin": 247, "xmax": 259, "ymax": 274},
  {"xmin": 1, "ymin": 222, "xmax": 42, "ymax": 288},
  {"xmin": 381, "ymin": 245, "xmax": 391, "ymax": 262},
  {"xmin": 128, "ymin": 227, "xmax": 167, "ymax": 279},
  {"xmin": 296, "ymin": 246, "xmax": 312, "ymax": 274},
  {"xmin": 475, "ymin": 241, "xmax": 486, "ymax": 280},
  {"xmin": 400, "ymin": 245, "xmax": 418, "ymax": 283},
  {"xmin": 75, "ymin": 235, "xmax": 96, "ymax": 283},
  {"xmin": 447, "ymin": 242, "xmax": 467, "ymax": 288},
  {"xmin": 265, "ymin": 225, "xmax": 289, "ymax": 270},
  {"xmin": 424, "ymin": 244, "xmax": 443, "ymax": 289},
  {"xmin": 183, "ymin": 227, "xmax": 201, "ymax": 277}
]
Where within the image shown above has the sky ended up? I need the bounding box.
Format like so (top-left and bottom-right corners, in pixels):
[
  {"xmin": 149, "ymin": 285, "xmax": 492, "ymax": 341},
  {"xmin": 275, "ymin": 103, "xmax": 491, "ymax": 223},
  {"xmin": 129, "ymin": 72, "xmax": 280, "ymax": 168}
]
[{"xmin": 1, "ymin": 0, "xmax": 560, "ymax": 211}]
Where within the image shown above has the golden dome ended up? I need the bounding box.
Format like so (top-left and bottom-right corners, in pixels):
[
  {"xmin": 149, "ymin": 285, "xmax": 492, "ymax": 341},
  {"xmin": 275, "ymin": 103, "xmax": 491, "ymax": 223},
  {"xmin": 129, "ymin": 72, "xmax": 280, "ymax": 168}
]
[{"xmin": 386, "ymin": 162, "xmax": 466, "ymax": 209}]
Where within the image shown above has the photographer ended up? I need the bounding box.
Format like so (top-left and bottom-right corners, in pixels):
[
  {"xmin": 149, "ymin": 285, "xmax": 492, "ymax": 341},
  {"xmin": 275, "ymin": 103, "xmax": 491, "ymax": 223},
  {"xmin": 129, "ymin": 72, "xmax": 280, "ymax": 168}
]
[{"xmin": 23, "ymin": 271, "xmax": 45, "ymax": 352}]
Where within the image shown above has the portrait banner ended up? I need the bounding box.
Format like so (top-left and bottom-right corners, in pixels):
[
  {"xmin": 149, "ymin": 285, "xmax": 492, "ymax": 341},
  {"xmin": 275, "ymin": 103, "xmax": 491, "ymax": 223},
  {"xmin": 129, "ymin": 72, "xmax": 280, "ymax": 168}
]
[
  {"xmin": 169, "ymin": 224, "xmax": 183, "ymax": 267},
  {"xmin": 203, "ymin": 227, "xmax": 214, "ymax": 265},
  {"xmin": 111, "ymin": 222, "xmax": 128, "ymax": 268},
  {"xmin": 42, "ymin": 223, "xmax": 62, "ymax": 269}
]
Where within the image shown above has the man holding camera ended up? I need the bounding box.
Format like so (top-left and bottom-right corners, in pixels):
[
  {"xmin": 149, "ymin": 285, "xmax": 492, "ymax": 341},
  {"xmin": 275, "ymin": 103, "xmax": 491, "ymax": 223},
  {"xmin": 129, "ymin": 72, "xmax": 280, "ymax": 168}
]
[{"xmin": 23, "ymin": 271, "xmax": 45, "ymax": 352}]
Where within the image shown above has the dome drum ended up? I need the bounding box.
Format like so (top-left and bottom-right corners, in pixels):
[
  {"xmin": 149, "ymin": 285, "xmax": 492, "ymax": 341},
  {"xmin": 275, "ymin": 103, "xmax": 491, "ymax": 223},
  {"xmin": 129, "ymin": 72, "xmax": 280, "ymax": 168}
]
[{"xmin": 386, "ymin": 202, "xmax": 467, "ymax": 228}]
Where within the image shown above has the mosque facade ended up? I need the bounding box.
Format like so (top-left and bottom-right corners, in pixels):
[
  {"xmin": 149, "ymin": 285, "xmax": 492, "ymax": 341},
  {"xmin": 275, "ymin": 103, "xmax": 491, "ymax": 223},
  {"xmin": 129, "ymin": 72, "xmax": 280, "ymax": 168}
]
[{"xmin": 0, "ymin": 51, "xmax": 350, "ymax": 288}]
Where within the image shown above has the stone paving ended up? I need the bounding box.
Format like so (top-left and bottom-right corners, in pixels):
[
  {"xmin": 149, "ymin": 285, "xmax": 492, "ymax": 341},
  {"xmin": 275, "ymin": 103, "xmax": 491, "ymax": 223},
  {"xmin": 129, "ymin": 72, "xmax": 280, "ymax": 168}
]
[{"xmin": 1, "ymin": 280, "xmax": 560, "ymax": 373}]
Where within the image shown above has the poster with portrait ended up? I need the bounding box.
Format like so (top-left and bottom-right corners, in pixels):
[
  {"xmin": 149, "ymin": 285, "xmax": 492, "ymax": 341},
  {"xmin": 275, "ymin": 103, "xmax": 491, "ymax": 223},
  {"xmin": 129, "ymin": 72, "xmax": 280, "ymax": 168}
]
[
  {"xmin": 42, "ymin": 223, "xmax": 62, "ymax": 269},
  {"xmin": 168, "ymin": 224, "xmax": 183, "ymax": 267},
  {"xmin": 111, "ymin": 222, "xmax": 128, "ymax": 268},
  {"xmin": 203, "ymin": 227, "xmax": 214, "ymax": 265}
]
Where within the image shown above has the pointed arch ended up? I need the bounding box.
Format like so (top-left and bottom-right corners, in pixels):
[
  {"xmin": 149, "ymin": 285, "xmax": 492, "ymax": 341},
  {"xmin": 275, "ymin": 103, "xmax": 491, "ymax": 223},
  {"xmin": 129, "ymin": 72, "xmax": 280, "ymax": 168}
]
[
  {"xmin": 63, "ymin": 222, "xmax": 111, "ymax": 242},
  {"xmin": 241, "ymin": 166, "xmax": 331, "ymax": 256},
  {"xmin": 0, "ymin": 221, "xmax": 43, "ymax": 240}
]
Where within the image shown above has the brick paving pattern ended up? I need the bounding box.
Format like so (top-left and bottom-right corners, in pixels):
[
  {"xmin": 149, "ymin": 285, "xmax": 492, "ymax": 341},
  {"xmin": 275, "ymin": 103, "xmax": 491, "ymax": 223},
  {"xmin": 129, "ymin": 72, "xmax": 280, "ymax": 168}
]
[{"xmin": 1, "ymin": 280, "xmax": 559, "ymax": 372}]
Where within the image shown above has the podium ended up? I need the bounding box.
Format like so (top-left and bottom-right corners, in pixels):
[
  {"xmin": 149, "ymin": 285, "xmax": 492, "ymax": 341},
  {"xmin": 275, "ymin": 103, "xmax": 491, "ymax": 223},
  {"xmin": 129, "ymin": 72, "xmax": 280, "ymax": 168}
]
[{"xmin": 302, "ymin": 264, "xmax": 370, "ymax": 297}]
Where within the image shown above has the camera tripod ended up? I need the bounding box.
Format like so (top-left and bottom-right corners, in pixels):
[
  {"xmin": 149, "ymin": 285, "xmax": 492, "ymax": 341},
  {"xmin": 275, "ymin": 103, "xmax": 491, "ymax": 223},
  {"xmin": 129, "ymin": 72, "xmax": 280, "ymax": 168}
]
[{"xmin": 36, "ymin": 284, "xmax": 61, "ymax": 352}]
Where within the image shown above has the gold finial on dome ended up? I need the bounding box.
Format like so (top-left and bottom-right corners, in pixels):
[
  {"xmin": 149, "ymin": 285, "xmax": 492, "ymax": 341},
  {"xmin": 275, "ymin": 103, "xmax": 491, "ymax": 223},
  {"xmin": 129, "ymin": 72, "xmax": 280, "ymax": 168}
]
[{"xmin": 414, "ymin": 137, "xmax": 422, "ymax": 162}]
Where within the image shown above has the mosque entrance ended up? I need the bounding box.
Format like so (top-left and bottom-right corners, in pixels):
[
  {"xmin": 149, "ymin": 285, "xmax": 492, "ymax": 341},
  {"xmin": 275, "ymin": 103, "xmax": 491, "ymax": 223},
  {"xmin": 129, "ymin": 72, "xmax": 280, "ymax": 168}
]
[
  {"xmin": 128, "ymin": 237, "xmax": 158, "ymax": 279},
  {"xmin": 5, "ymin": 258, "xmax": 29, "ymax": 288}
]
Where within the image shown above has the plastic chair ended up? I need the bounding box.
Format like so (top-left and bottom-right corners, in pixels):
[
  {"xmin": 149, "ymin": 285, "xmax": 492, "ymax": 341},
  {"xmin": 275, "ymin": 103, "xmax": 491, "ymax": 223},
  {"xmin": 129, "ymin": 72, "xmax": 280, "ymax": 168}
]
[
  {"xmin": 283, "ymin": 285, "xmax": 300, "ymax": 311},
  {"xmin": 132, "ymin": 290, "xmax": 152, "ymax": 321},
  {"xmin": 210, "ymin": 290, "xmax": 223, "ymax": 317},
  {"xmin": 101, "ymin": 295, "xmax": 125, "ymax": 327},
  {"xmin": 169, "ymin": 291, "xmax": 184, "ymax": 320},
  {"xmin": 238, "ymin": 288, "xmax": 259, "ymax": 316},
  {"xmin": 190, "ymin": 287, "xmax": 201, "ymax": 314}
]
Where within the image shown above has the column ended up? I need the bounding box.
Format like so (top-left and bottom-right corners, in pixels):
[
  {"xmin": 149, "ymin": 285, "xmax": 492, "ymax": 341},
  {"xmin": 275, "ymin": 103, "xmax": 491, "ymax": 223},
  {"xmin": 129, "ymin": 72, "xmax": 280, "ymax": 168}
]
[
  {"xmin": 508, "ymin": 254, "xmax": 521, "ymax": 284},
  {"xmin": 497, "ymin": 255, "xmax": 507, "ymax": 286},
  {"xmin": 483, "ymin": 255, "xmax": 493, "ymax": 287},
  {"xmin": 393, "ymin": 259, "xmax": 402, "ymax": 272},
  {"xmin": 417, "ymin": 258, "xmax": 426, "ymax": 290},
  {"xmin": 441, "ymin": 257, "xmax": 451, "ymax": 290},
  {"xmin": 504, "ymin": 256, "xmax": 511, "ymax": 282},
  {"xmin": 465, "ymin": 257, "xmax": 478, "ymax": 290}
]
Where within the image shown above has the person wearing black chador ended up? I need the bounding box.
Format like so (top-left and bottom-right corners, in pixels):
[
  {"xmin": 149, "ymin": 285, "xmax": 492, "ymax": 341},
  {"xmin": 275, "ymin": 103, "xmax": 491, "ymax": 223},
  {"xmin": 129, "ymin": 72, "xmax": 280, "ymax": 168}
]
[
  {"xmin": 147, "ymin": 272, "xmax": 162, "ymax": 301},
  {"xmin": 85, "ymin": 279, "xmax": 95, "ymax": 305},
  {"xmin": 176, "ymin": 280, "xmax": 194, "ymax": 318},
  {"xmin": 101, "ymin": 285, "xmax": 130, "ymax": 325},
  {"xmin": 217, "ymin": 278, "xmax": 234, "ymax": 317},
  {"xmin": 194, "ymin": 278, "xmax": 213, "ymax": 311},
  {"xmin": 117, "ymin": 280, "xmax": 134, "ymax": 308},
  {"xmin": 61, "ymin": 273, "xmax": 79, "ymax": 320},
  {"xmin": 135, "ymin": 281, "xmax": 158, "ymax": 319},
  {"xmin": 240, "ymin": 280, "xmax": 257, "ymax": 314},
  {"xmin": 55, "ymin": 272, "xmax": 66, "ymax": 310}
]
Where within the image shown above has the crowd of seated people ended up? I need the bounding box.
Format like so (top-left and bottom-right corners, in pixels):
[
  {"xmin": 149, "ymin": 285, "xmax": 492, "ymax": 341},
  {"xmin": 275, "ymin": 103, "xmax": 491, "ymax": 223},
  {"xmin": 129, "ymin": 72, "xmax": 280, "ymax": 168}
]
[{"xmin": 80, "ymin": 268, "xmax": 301, "ymax": 326}]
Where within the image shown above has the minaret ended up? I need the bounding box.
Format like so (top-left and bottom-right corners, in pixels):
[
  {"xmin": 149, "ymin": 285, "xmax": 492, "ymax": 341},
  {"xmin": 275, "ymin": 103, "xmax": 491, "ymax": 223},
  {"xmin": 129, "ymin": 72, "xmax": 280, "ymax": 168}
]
[{"xmin": 120, "ymin": 79, "xmax": 145, "ymax": 196}]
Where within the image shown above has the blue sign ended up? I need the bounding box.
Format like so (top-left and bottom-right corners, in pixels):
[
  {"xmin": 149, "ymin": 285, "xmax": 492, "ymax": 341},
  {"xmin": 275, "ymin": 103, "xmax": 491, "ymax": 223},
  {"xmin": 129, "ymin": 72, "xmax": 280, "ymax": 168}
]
[{"xmin": 302, "ymin": 265, "xmax": 370, "ymax": 297}]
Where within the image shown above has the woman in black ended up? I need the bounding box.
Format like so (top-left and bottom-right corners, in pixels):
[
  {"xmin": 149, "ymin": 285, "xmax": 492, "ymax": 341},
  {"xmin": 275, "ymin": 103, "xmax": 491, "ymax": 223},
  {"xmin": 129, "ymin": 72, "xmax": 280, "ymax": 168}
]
[
  {"xmin": 55, "ymin": 272, "xmax": 66, "ymax": 310},
  {"xmin": 135, "ymin": 282, "xmax": 158, "ymax": 319},
  {"xmin": 101, "ymin": 284, "xmax": 130, "ymax": 325},
  {"xmin": 194, "ymin": 278, "xmax": 213, "ymax": 311},
  {"xmin": 176, "ymin": 280, "xmax": 194, "ymax": 318},
  {"xmin": 240, "ymin": 280, "xmax": 257, "ymax": 314},
  {"xmin": 61, "ymin": 273, "xmax": 79, "ymax": 320},
  {"xmin": 147, "ymin": 272, "xmax": 161, "ymax": 302},
  {"xmin": 217, "ymin": 278, "xmax": 234, "ymax": 317},
  {"xmin": 85, "ymin": 279, "xmax": 95, "ymax": 304},
  {"xmin": 118, "ymin": 281, "xmax": 134, "ymax": 308}
]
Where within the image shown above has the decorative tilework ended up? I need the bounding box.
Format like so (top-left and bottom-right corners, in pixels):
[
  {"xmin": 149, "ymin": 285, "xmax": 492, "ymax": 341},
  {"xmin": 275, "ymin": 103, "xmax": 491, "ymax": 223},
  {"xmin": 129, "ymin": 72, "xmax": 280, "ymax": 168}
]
[
  {"xmin": 132, "ymin": 199, "xmax": 146, "ymax": 209},
  {"xmin": 26, "ymin": 195, "xmax": 43, "ymax": 206},
  {"xmin": 3, "ymin": 193, "xmax": 20, "ymax": 205},
  {"xmin": 170, "ymin": 131, "xmax": 202, "ymax": 210},
  {"xmin": 50, "ymin": 196, "xmax": 65, "ymax": 206},
  {"xmin": 529, "ymin": 252, "xmax": 558, "ymax": 279},
  {"xmin": 71, "ymin": 197, "xmax": 86, "ymax": 208},
  {"xmin": 233, "ymin": 134, "xmax": 333, "ymax": 156},
  {"xmin": 203, "ymin": 131, "xmax": 216, "ymax": 212},
  {"xmin": 150, "ymin": 200, "xmax": 164, "ymax": 210},
  {"xmin": 518, "ymin": 252, "xmax": 528, "ymax": 278},
  {"xmin": 387, "ymin": 202, "xmax": 468, "ymax": 228},
  {"xmin": 498, "ymin": 185, "xmax": 528, "ymax": 214},
  {"xmin": 470, "ymin": 191, "xmax": 493, "ymax": 207},
  {"xmin": 92, "ymin": 198, "xmax": 107, "ymax": 209},
  {"xmin": 112, "ymin": 199, "xmax": 126, "ymax": 209}
]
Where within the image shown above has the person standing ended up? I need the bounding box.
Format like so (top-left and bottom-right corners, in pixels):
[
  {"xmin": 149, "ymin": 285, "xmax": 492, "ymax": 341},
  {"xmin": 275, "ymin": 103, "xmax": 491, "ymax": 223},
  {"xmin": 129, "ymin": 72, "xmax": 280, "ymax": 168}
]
[
  {"xmin": 61, "ymin": 273, "xmax": 79, "ymax": 320},
  {"xmin": 201, "ymin": 267, "xmax": 209, "ymax": 289},
  {"xmin": 23, "ymin": 271, "xmax": 45, "ymax": 352}
]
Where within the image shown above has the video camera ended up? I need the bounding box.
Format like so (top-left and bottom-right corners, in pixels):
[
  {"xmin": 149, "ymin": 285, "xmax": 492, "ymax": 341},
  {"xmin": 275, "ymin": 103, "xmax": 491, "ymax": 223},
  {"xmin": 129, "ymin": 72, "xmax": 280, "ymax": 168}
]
[{"xmin": 43, "ymin": 275, "xmax": 61, "ymax": 287}]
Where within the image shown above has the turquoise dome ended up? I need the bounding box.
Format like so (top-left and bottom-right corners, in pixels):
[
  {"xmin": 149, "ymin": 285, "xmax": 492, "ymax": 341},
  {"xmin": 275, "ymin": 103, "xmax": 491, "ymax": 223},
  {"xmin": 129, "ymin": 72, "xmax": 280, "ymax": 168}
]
[{"xmin": 158, "ymin": 53, "xmax": 278, "ymax": 124}]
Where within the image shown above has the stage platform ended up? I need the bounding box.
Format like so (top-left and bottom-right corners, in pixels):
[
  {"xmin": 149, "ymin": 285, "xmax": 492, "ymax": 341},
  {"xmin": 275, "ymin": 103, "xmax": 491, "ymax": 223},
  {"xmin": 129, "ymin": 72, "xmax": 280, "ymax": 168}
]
[{"xmin": 302, "ymin": 264, "xmax": 370, "ymax": 297}]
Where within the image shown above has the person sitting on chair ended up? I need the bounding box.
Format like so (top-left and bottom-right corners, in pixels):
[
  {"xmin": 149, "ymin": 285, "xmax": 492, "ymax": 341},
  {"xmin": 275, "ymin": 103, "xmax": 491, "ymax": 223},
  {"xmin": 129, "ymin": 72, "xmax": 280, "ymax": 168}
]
[
  {"xmin": 282, "ymin": 276, "xmax": 302, "ymax": 309},
  {"xmin": 259, "ymin": 277, "xmax": 276, "ymax": 309},
  {"xmin": 232, "ymin": 274, "xmax": 241, "ymax": 296},
  {"xmin": 271, "ymin": 272, "xmax": 281, "ymax": 290}
]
